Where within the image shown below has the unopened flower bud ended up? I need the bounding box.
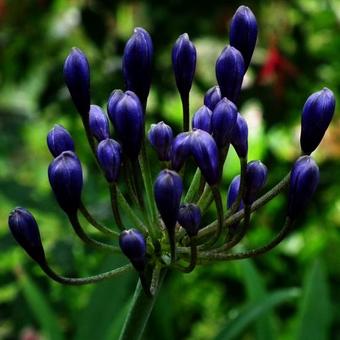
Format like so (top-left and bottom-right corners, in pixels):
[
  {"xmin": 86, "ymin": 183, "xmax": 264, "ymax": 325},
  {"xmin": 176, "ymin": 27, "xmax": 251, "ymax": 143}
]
[
  {"xmin": 192, "ymin": 105, "xmax": 212, "ymax": 133},
  {"xmin": 47, "ymin": 124, "xmax": 75, "ymax": 157},
  {"xmin": 172, "ymin": 33, "xmax": 197, "ymax": 97},
  {"xmin": 211, "ymin": 97, "xmax": 238, "ymax": 148},
  {"xmin": 171, "ymin": 132, "xmax": 192, "ymax": 171},
  {"xmin": 215, "ymin": 46, "xmax": 245, "ymax": 103},
  {"xmin": 63, "ymin": 48, "xmax": 90, "ymax": 117},
  {"xmin": 8, "ymin": 208, "xmax": 46, "ymax": 265},
  {"xmin": 288, "ymin": 156, "xmax": 319, "ymax": 219},
  {"xmin": 119, "ymin": 229, "xmax": 146, "ymax": 272},
  {"xmin": 243, "ymin": 160, "xmax": 267, "ymax": 205},
  {"xmin": 300, "ymin": 88, "xmax": 336, "ymax": 155},
  {"xmin": 97, "ymin": 139, "xmax": 122, "ymax": 183},
  {"xmin": 123, "ymin": 27, "xmax": 153, "ymax": 107},
  {"xmin": 230, "ymin": 6, "xmax": 258, "ymax": 71},
  {"xmin": 178, "ymin": 203, "xmax": 201, "ymax": 237},
  {"xmin": 227, "ymin": 175, "xmax": 244, "ymax": 210},
  {"xmin": 89, "ymin": 105, "xmax": 110, "ymax": 142},
  {"xmin": 231, "ymin": 113, "xmax": 248, "ymax": 158},
  {"xmin": 148, "ymin": 122, "xmax": 173, "ymax": 161},
  {"xmin": 204, "ymin": 85, "xmax": 222, "ymax": 111},
  {"xmin": 190, "ymin": 129, "xmax": 219, "ymax": 186},
  {"xmin": 154, "ymin": 170, "xmax": 183, "ymax": 231},
  {"xmin": 107, "ymin": 91, "xmax": 144, "ymax": 159},
  {"xmin": 48, "ymin": 151, "xmax": 83, "ymax": 215}
]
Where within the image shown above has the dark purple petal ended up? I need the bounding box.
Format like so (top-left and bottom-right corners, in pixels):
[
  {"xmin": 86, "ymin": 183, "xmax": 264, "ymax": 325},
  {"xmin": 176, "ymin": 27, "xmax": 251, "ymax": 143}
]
[
  {"xmin": 171, "ymin": 132, "xmax": 192, "ymax": 171},
  {"xmin": 89, "ymin": 105, "xmax": 110, "ymax": 142},
  {"xmin": 148, "ymin": 122, "xmax": 173, "ymax": 161},
  {"xmin": 47, "ymin": 124, "xmax": 75, "ymax": 157},
  {"xmin": 178, "ymin": 203, "xmax": 201, "ymax": 237},
  {"xmin": 204, "ymin": 85, "xmax": 222, "ymax": 111},
  {"xmin": 192, "ymin": 105, "xmax": 212, "ymax": 133},
  {"xmin": 231, "ymin": 113, "xmax": 248, "ymax": 158}
]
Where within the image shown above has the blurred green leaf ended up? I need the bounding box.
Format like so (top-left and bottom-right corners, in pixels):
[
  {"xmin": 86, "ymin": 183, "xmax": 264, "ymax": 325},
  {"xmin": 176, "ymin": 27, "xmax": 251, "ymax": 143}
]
[
  {"xmin": 17, "ymin": 269, "xmax": 64, "ymax": 340},
  {"xmin": 296, "ymin": 259, "xmax": 332, "ymax": 340},
  {"xmin": 214, "ymin": 288, "xmax": 300, "ymax": 340}
]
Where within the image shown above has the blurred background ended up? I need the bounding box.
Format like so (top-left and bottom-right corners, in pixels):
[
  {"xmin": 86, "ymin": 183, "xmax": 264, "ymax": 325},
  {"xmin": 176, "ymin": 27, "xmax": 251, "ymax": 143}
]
[{"xmin": 0, "ymin": 0, "xmax": 339, "ymax": 339}]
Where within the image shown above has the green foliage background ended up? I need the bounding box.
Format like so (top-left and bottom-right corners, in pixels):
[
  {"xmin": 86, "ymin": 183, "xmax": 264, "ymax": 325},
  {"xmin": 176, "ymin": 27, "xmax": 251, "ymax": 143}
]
[{"xmin": 0, "ymin": 0, "xmax": 339, "ymax": 339}]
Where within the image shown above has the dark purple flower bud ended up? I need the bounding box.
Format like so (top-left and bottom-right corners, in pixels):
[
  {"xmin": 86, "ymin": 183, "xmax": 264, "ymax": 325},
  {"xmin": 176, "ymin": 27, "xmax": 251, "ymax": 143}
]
[
  {"xmin": 300, "ymin": 88, "xmax": 336, "ymax": 155},
  {"xmin": 211, "ymin": 97, "xmax": 238, "ymax": 148},
  {"xmin": 108, "ymin": 91, "xmax": 144, "ymax": 158},
  {"xmin": 243, "ymin": 160, "xmax": 268, "ymax": 205},
  {"xmin": 172, "ymin": 33, "xmax": 197, "ymax": 97},
  {"xmin": 288, "ymin": 156, "xmax": 319, "ymax": 219},
  {"xmin": 119, "ymin": 229, "xmax": 146, "ymax": 272},
  {"xmin": 8, "ymin": 208, "xmax": 46, "ymax": 265},
  {"xmin": 190, "ymin": 129, "xmax": 219, "ymax": 186},
  {"xmin": 230, "ymin": 6, "xmax": 258, "ymax": 71},
  {"xmin": 154, "ymin": 170, "xmax": 183, "ymax": 231},
  {"xmin": 215, "ymin": 46, "xmax": 245, "ymax": 103},
  {"xmin": 171, "ymin": 132, "xmax": 192, "ymax": 171},
  {"xmin": 122, "ymin": 28, "xmax": 153, "ymax": 108},
  {"xmin": 192, "ymin": 105, "xmax": 212, "ymax": 133},
  {"xmin": 63, "ymin": 47, "xmax": 90, "ymax": 117},
  {"xmin": 107, "ymin": 89, "xmax": 125, "ymax": 115},
  {"xmin": 47, "ymin": 124, "xmax": 75, "ymax": 157},
  {"xmin": 97, "ymin": 139, "xmax": 122, "ymax": 183},
  {"xmin": 89, "ymin": 105, "xmax": 110, "ymax": 142},
  {"xmin": 148, "ymin": 122, "xmax": 173, "ymax": 161},
  {"xmin": 226, "ymin": 175, "xmax": 244, "ymax": 210},
  {"xmin": 48, "ymin": 151, "xmax": 83, "ymax": 215},
  {"xmin": 204, "ymin": 85, "xmax": 222, "ymax": 111},
  {"xmin": 178, "ymin": 203, "xmax": 201, "ymax": 237},
  {"xmin": 231, "ymin": 113, "xmax": 248, "ymax": 158}
]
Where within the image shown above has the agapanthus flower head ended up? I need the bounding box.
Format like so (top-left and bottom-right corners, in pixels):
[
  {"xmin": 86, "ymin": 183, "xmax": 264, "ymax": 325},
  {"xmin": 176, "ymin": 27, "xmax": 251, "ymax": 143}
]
[
  {"xmin": 89, "ymin": 105, "xmax": 110, "ymax": 142},
  {"xmin": 119, "ymin": 229, "xmax": 146, "ymax": 272},
  {"xmin": 300, "ymin": 88, "xmax": 336, "ymax": 155},
  {"xmin": 107, "ymin": 90, "xmax": 144, "ymax": 159},
  {"xmin": 243, "ymin": 160, "xmax": 268, "ymax": 205},
  {"xmin": 63, "ymin": 47, "xmax": 90, "ymax": 117},
  {"xmin": 122, "ymin": 27, "xmax": 153, "ymax": 108},
  {"xmin": 47, "ymin": 124, "xmax": 75, "ymax": 158},
  {"xmin": 8, "ymin": 208, "xmax": 46, "ymax": 265},
  {"xmin": 211, "ymin": 97, "xmax": 238, "ymax": 148},
  {"xmin": 204, "ymin": 85, "xmax": 222, "ymax": 111},
  {"xmin": 192, "ymin": 105, "xmax": 212, "ymax": 133},
  {"xmin": 171, "ymin": 132, "xmax": 192, "ymax": 171},
  {"xmin": 178, "ymin": 203, "xmax": 201, "ymax": 237},
  {"xmin": 172, "ymin": 33, "xmax": 197, "ymax": 97},
  {"xmin": 190, "ymin": 129, "xmax": 219, "ymax": 186},
  {"xmin": 154, "ymin": 169, "xmax": 183, "ymax": 231},
  {"xmin": 231, "ymin": 113, "xmax": 248, "ymax": 158},
  {"xmin": 229, "ymin": 5, "xmax": 258, "ymax": 71},
  {"xmin": 97, "ymin": 138, "xmax": 122, "ymax": 183},
  {"xmin": 215, "ymin": 46, "xmax": 245, "ymax": 103},
  {"xmin": 288, "ymin": 156, "xmax": 319, "ymax": 219},
  {"xmin": 148, "ymin": 121, "xmax": 173, "ymax": 161},
  {"xmin": 48, "ymin": 151, "xmax": 83, "ymax": 215}
]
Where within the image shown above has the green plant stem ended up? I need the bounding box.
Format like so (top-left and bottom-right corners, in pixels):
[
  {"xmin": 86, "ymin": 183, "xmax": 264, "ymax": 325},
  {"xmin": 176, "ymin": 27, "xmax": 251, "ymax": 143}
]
[
  {"xmin": 150, "ymin": 262, "xmax": 162, "ymax": 296},
  {"xmin": 40, "ymin": 262, "xmax": 132, "ymax": 285},
  {"xmin": 68, "ymin": 213, "xmax": 120, "ymax": 252},
  {"xmin": 184, "ymin": 168, "xmax": 201, "ymax": 203},
  {"xmin": 197, "ymin": 185, "xmax": 213, "ymax": 213},
  {"xmin": 115, "ymin": 186, "xmax": 148, "ymax": 233},
  {"xmin": 194, "ymin": 172, "xmax": 291, "ymax": 243},
  {"xmin": 132, "ymin": 158, "xmax": 145, "ymax": 208},
  {"xmin": 109, "ymin": 183, "xmax": 124, "ymax": 231},
  {"xmin": 123, "ymin": 161, "xmax": 139, "ymax": 206},
  {"xmin": 172, "ymin": 241, "xmax": 197, "ymax": 273},
  {"xmin": 198, "ymin": 217, "xmax": 294, "ymax": 262},
  {"xmin": 181, "ymin": 93, "xmax": 190, "ymax": 131},
  {"xmin": 79, "ymin": 201, "xmax": 119, "ymax": 237},
  {"xmin": 119, "ymin": 270, "xmax": 167, "ymax": 340},
  {"xmin": 229, "ymin": 157, "xmax": 247, "ymax": 215}
]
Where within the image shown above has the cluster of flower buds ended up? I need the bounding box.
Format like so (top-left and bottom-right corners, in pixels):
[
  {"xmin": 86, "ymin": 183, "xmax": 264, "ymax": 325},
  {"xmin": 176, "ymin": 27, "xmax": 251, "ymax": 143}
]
[{"xmin": 8, "ymin": 5, "xmax": 336, "ymax": 294}]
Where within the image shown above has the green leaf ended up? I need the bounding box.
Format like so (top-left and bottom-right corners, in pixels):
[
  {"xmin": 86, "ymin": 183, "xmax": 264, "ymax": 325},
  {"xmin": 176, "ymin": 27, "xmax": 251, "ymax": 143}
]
[
  {"xmin": 17, "ymin": 270, "xmax": 64, "ymax": 340},
  {"xmin": 74, "ymin": 256, "xmax": 135, "ymax": 340},
  {"xmin": 215, "ymin": 288, "xmax": 300, "ymax": 340},
  {"xmin": 239, "ymin": 260, "xmax": 274, "ymax": 340},
  {"xmin": 296, "ymin": 259, "xmax": 332, "ymax": 340}
]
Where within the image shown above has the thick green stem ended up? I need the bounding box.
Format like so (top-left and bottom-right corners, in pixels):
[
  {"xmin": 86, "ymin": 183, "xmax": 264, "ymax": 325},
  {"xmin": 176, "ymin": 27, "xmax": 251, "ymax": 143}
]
[
  {"xmin": 109, "ymin": 183, "xmax": 124, "ymax": 231},
  {"xmin": 184, "ymin": 168, "xmax": 201, "ymax": 203},
  {"xmin": 119, "ymin": 270, "xmax": 167, "ymax": 340}
]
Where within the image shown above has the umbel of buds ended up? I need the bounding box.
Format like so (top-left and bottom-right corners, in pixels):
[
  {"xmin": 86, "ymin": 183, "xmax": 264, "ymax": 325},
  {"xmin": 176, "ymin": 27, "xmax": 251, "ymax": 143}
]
[{"xmin": 8, "ymin": 8, "xmax": 336, "ymax": 333}]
